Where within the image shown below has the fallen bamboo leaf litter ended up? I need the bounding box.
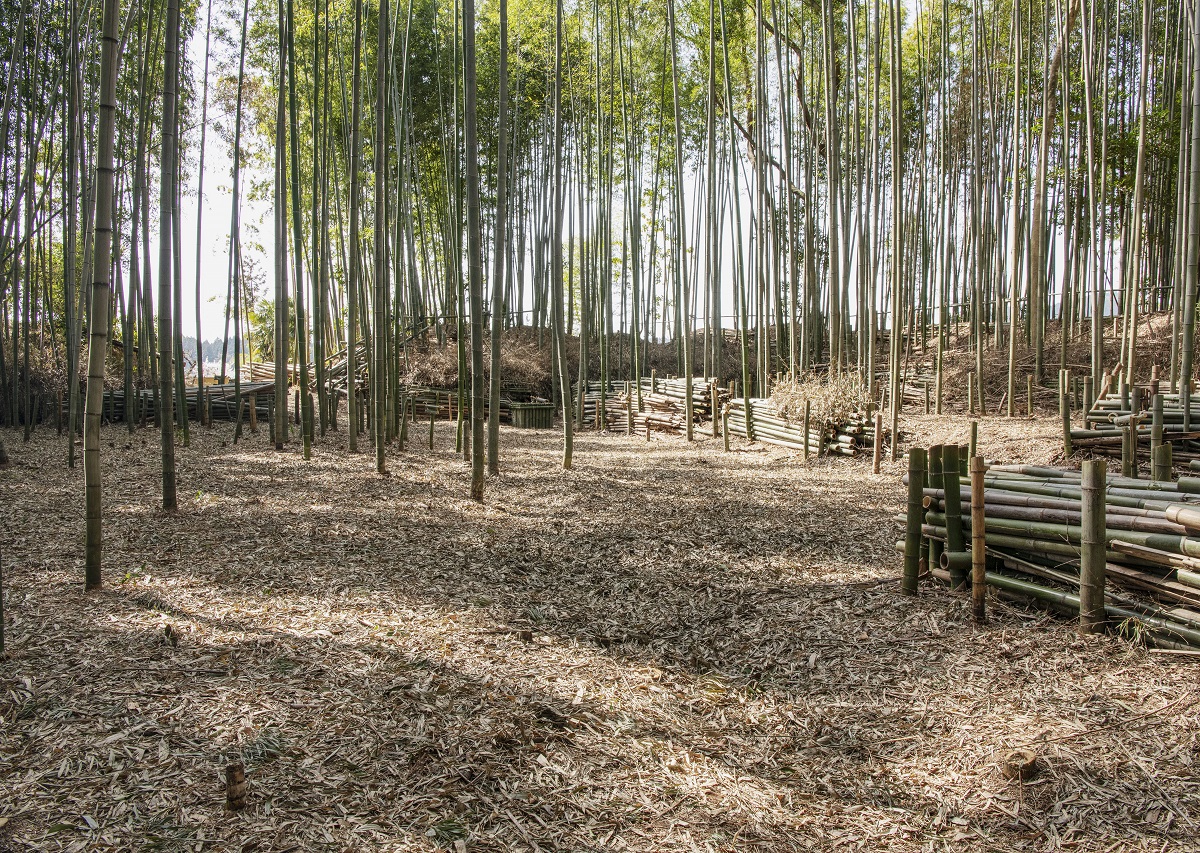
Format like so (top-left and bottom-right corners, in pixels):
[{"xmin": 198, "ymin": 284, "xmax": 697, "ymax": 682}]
[{"xmin": 0, "ymin": 414, "xmax": 1197, "ymax": 851}]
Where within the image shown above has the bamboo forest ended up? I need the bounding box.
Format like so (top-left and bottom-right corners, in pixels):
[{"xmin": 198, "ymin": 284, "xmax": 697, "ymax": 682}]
[{"xmin": 5, "ymin": 0, "xmax": 1200, "ymax": 845}]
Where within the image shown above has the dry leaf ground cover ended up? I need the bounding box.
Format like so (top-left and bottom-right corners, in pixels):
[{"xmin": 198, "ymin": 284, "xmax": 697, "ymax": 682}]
[{"xmin": 1, "ymin": 412, "xmax": 1198, "ymax": 852}]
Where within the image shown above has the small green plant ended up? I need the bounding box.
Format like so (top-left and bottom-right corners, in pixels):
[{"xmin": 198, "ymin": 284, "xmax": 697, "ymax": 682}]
[
  {"xmin": 1114, "ymin": 616, "xmax": 1148, "ymax": 646},
  {"xmin": 429, "ymin": 818, "xmax": 468, "ymax": 843},
  {"xmin": 118, "ymin": 565, "xmax": 145, "ymax": 585}
]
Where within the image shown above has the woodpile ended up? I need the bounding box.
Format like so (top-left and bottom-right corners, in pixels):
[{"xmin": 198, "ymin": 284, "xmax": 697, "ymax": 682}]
[
  {"xmin": 903, "ymin": 450, "xmax": 1200, "ymax": 649},
  {"xmin": 726, "ymin": 398, "xmax": 888, "ymax": 456},
  {"xmin": 573, "ymin": 377, "xmax": 726, "ymax": 435},
  {"xmin": 398, "ymin": 384, "xmax": 523, "ymax": 423},
  {"xmin": 1077, "ymin": 374, "xmax": 1200, "ymax": 467},
  {"xmin": 73, "ymin": 381, "xmax": 275, "ymax": 424}
]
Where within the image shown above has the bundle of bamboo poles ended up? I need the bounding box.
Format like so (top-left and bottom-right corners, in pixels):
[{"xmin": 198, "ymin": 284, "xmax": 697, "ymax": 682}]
[
  {"xmin": 326, "ymin": 324, "xmax": 432, "ymax": 398},
  {"xmin": 574, "ymin": 376, "xmax": 726, "ymax": 434},
  {"xmin": 1078, "ymin": 378, "xmax": 1200, "ymax": 469},
  {"xmin": 725, "ymin": 398, "xmax": 887, "ymax": 457},
  {"xmin": 399, "ymin": 384, "xmax": 522, "ymax": 423},
  {"xmin": 324, "ymin": 342, "xmax": 370, "ymax": 395},
  {"xmin": 900, "ymin": 448, "xmax": 1200, "ymax": 649},
  {"xmin": 67, "ymin": 381, "xmax": 275, "ymax": 424},
  {"xmin": 604, "ymin": 390, "xmax": 689, "ymax": 435}
]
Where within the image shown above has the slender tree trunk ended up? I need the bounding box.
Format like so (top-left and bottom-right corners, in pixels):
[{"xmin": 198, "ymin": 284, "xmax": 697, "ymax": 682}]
[
  {"xmin": 83, "ymin": 0, "xmax": 120, "ymax": 588},
  {"xmin": 374, "ymin": 0, "xmax": 389, "ymax": 473},
  {"xmin": 487, "ymin": 0, "xmax": 508, "ymax": 477},
  {"xmin": 158, "ymin": 0, "xmax": 180, "ymax": 510}
]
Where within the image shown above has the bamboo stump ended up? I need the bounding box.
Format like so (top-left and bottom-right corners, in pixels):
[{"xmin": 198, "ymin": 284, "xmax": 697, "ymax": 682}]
[
  {"xmin": 1153, "ymin": 444, "xmax": 1173, "ymax": 482},
  {"xmin": 225, "ymin": 762, "xmax": 247, "ymax": 811}
]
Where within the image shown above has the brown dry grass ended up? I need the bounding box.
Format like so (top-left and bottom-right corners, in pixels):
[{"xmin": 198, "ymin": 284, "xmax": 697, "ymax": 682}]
[
  {"xmin": 0, "ymin": 413, "xmax": 1197, "ymax": 851},
  {"xmin": 770, "ymin": 373, "xmax": 874, "ymax": 427}
]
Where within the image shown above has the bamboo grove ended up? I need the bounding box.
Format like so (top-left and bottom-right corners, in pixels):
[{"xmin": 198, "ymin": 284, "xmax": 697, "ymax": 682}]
[{"xmin": 2, "ymin": 0, "xmax": 1200, "ymax": 569}]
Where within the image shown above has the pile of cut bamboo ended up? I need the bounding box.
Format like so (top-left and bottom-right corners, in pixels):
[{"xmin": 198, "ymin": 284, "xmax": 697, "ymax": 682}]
[
  {"xmin": 1076, "ymin": 372, "xmax": 1200, "ymax": 468},
  {"xmin": 901, "ymin": 449, "xmax": 1200, "ymax": 649},
  {"xmin": 725, "ymin": 398, "xmax": 888, "ymax": 457},
  {"xmin": 72, "ymin": 381, "xmax": 275, "ymax": 424},
  {"xmin": 573, "ymin": 376, "xmax": 726, "ymax": 435},
  {"xmin": 399, "ymin": 384, "xmax": 523, "ymax": 423}
]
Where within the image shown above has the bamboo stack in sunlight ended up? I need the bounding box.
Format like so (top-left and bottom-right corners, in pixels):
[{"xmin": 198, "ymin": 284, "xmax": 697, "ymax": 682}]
[
  {"xmin": 573, "ymin": 377, "xmax": 726, "ymax": 434},
  {"xmin": 899, "ymin": 449, "xmax": 1200, "ymax": 649},
  {"xmin": 1074, "ymin": 367, "xmax": 1200, "ymax": 465},
  {"xmin": 725, "ymin": 398, "xmax": 888, "ymax": 457}
]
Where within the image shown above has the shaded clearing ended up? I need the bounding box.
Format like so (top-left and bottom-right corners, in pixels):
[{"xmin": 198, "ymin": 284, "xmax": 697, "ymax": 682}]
[{"xmin": 1, "ymin": 417, "xmax": 1197, "ymax": 851}]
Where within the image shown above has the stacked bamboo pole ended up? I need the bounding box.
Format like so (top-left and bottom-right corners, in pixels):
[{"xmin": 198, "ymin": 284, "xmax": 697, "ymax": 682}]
[
  {"xmin": 900, "ymin": 449, "xmax": 1200, "ymax": 648},
  {"xmin": 1075, "ymin": 368, "xmax": 1200, "ymax": 466},
  {"xmin": 68, "ymin": 381, "xmax": 276, "ymax": 423},
  {"xmin": 725, "ymin": 398, "xmax": 890, "ymax": 456},
  {"xmin": 573, "ymin": 377, "xmax": 725, "ymax": 435}
]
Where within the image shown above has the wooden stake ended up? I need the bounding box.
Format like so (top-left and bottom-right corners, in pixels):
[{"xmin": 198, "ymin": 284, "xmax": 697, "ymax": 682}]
[
  {"xmin": 902, "ymin": 448, "xmax": 927, "ymax": 596},
  {"xmin": 1079, "ymin": 459, "xmax": 1107, "ymax": 633},
  {"xmin": 710, "ymin": 385, "xmax": 719, "ymax": 437},
  {"xmin": 928, "ymin": 446, "xmax": 944, "ymax": 572},
  {"xmin": 802, "ymin": 400, "xmax": 810, "ymax": 460},
  {"xmin": 722, "ymin": 405, "xmax": 730, "ymax": 452},
  {"xmin": 872, "ymin": 412, "xmax": 883, "ymax": 474},
  {"xmin": 399, "ymin": 396, "xmax": 409, "ymax": 451},
  {"xmin": 1026, "ymin": 375, "xmax": 1033, "ymax": 417},
  {"xmin": 942, "ymin": 444, "xmax": 967, "ymax": 587},
  {"xmin": 971, "ymin": 455, "xmax": 987, "ymax": 623}
]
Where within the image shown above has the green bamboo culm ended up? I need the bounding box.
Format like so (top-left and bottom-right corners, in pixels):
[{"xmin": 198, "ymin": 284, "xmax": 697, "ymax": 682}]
[
  {"xmin": 1060, "ymin": 370, "xmax": 1072, "ymax": 457},
  {"xmin": 942, "ymin": 444, "xmax": 967, "ymax": 586},
  {"xmin": 82, "ymin": 0, "xmax": 121, "ymax": 588},
  {"xmin": 903, "ymin": 447, "xmax": 927, "ymax": 596},
  {"xmin": 1079, "ymin": 459, "xmax": 1107, "ymax": 633},
  {"xmin": 1153, "ymin": 444, "xmax": 1173, "ymax": 482},
  {"xmin": 969, "ymin": 421, "xmax": 978, "ymax": 462},
  {"xmin": 927, "ymin": 446, "xmax": 944, "ymax": 573}
]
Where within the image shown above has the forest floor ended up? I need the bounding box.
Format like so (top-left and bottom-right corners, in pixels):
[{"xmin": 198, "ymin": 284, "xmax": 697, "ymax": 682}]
[{"xmin": 1, "ymin": 412, "xmax": 1198, "ymax": 852}]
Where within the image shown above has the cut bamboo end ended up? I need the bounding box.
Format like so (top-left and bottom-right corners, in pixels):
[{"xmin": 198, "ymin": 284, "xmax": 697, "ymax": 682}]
[{"xmin": 225, "ymin": 762, "xmax": 247, "ymax": 811}]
